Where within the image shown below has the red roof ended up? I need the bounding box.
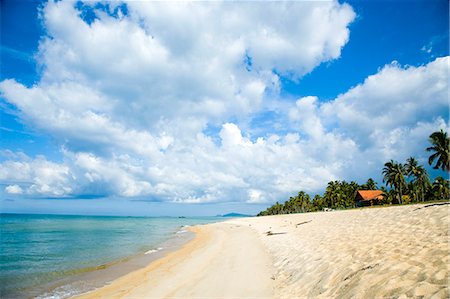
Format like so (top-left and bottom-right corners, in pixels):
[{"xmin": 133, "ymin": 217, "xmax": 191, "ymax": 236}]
[{"xmin": 356, "ymin": 190, "xmax": 384, "ymax": 201}]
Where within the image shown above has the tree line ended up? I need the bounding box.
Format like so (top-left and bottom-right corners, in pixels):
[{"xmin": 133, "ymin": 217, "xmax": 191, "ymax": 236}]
[{"xmin": 257, "ymin": 130, "xmax": 449, "ymax": 216}]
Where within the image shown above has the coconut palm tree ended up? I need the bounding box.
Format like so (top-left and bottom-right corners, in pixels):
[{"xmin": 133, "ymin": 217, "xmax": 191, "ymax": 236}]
[
  {"xmin": 361, "ymin": 178, "xmax": 378, "ymax": 190},
  {"xmin": 405, "ymin": 157, "xmax": 429, "ymax": 202},
  {"xmin": 383, "ymin": 160, "xmax": 406, "ymax": 204},
  {"xmin": 405, "ymin": 157, "xmax": 419, "ymax": 177},
  {"xmin": 431, "ymin": 176, "xmax": 450, "ymax": 200},
  {"xmin": 312, "ymin": 194, "xmax": 324, "ymax": 211},
  {"xmin": 415, "ymin": 165, "xmax": 429, "ymax": 202},
  {"xmin": 426, "ymin": 129, "xmax": 449, "ymax": 171},
  {"xmin": 405, "ymin": 157, "xmax": 418, "ymax": 202},
  {"xmin": 324, "ymin": 181, "xmax": 341, "ymax": 208},
  {"xmin": 347, "ymin": 181, "xmax": 361, "ymax": 208}
]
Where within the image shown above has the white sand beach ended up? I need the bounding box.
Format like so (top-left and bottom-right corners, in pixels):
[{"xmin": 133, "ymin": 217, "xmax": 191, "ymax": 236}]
[{"xmin": 74, "ymin": 203, "xmax": 449, "ymax": 298}]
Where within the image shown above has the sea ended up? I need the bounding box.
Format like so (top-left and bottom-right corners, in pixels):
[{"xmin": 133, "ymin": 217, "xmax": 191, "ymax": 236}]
[{"xmin": 0, "ymin": 213, "xmax": 221, "ymax": 299}]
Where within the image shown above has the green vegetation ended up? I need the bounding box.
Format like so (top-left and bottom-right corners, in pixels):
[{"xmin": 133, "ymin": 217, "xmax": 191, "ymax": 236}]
[
  {"xmin": 426, "ymin": 129, "xmax": 449, "ymax": 171},
  {"xmin": 258, "ymin": 130, "xmax": 450, "ymax": 216},
  {"xmin": 382, "ymin": 160, "xmax": 406, "ymax": 204}
]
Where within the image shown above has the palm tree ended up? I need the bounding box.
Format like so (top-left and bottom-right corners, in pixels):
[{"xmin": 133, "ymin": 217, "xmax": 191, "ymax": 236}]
[
  {"xmin": 298, "ymin": 191, "xmax": 311, "ymax": 213},
  {"xmin": 405, "ymin": 157, "xmax": 429, "ymax": 202},
  {"xmin": 415, "ymin": 165, "xmax": 429, "ymax": 202},
  {"xmin": 383, "ymin": 160, "xmax": 406, "ymax": 204},
  {"xmin": 426, "ymin": 129, "xmax": 449, "ymax": 171},
  {"xmin": 406, "ymin": 181, "xmax": 417, "ymax": 203},
  {"xmin": 283, "ymin": 191, "xmax": 311, "ymax": 214},
  {"xmin": 431, "ymin": 176, "xmax": 450, "ymax": 200},
  {"xmin": 324, "ymin": 181, "xmax": 341, "ymax": 209},
  {"xmin": 361, "ymin": 178, "xmax": 378, "ymax": 190},
  {"xmin": 405, "ymin": 157, "xmax": 418, "ymax": 202},
  {"xmin": 405, "ymin": 157, "xmax": 419, "ymax": 178},
  {"xmin": 284, "ymin": 197, "xmax": 294, "ymax": 214},
  {"xmin": 312, "ymin": 194, "xmax": 323, "ymax": 211}
]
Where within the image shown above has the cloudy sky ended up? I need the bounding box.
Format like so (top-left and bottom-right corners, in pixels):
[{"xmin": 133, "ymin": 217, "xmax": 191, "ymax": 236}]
[{"xmin": 1, "ymin": 0, "xmax": 448, "ymax": 216}]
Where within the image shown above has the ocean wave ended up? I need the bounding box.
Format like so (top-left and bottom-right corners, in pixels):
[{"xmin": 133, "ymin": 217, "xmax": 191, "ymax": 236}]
[{"xmin": 144, "ymin": 247, "xmax": 163, "ymax": 255}]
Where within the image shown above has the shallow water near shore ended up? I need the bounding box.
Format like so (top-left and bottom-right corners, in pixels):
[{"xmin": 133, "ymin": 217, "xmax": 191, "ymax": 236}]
[{"xmin": 0, "ymin": 213, "xmax": 220, "ymax": 299}]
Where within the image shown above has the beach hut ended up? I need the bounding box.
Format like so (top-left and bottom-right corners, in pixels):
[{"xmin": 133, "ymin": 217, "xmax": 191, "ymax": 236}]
[{"xmin": 355, "ymin": 190, "xmax": 385, "ymax": 207}]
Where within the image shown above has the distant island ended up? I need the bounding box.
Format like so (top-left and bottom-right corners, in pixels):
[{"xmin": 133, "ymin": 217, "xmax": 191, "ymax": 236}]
[{"xmin": 217, "ymin": 213, "xmax": 252, "ymax": 217}]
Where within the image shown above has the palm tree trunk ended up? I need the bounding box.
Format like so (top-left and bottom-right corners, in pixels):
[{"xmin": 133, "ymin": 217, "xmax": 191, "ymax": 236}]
[{"xmin": 421, "ymin": 185, "xmax": 424, "ymax": 202}]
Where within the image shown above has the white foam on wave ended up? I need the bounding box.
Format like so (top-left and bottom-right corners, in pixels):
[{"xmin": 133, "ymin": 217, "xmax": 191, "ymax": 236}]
[
  {"xmin": 144, "ymin": 247, "xmax": 163, "ymax": 255},
  {"xmin": 36, "ymin": 283, "xmax": 80, "ymax": 299}
]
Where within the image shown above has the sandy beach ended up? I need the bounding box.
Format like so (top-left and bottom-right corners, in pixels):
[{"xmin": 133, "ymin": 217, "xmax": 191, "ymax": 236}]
[
  {"xmin": 74, "ymin": 221, "xmax": 274, "ymax": 298},
  {"xmin": 74, "ymin": 203, "xmax": 449, "ymax": 298}
]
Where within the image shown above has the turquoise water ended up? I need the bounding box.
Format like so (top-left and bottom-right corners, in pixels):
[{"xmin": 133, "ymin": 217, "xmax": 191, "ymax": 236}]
[{"xmin": 0, "ymin": 213, "xmax": 220, "ymax": 298}]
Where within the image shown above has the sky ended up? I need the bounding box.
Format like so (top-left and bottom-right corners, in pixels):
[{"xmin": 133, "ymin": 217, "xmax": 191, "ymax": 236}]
[{"xmin": 0, "ymin": 0, "xmax": 449, "ymax": 216}]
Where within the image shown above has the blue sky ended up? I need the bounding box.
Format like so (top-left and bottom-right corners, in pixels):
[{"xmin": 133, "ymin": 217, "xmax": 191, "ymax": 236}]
[{"xmin": 0, "ymin": 0, "xmax": 448, "ymax": 216}]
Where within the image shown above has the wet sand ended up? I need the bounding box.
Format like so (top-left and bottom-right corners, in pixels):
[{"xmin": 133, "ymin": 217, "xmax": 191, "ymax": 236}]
[
  {"xmin": 39, "ymin": 230, "xmax": 195, "ymax": 299},
  {"xmin": 73, "ymin": 222, "xmax": 274, "ymax": 298}
]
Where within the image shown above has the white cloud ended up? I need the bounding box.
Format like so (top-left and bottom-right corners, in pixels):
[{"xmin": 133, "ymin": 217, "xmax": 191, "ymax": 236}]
[
  {"xmin": 324, "ymin": 57, "xmax": 448, "ymax": 139},
  {"xmin": 0, "ymin": 0, "xmax": 355, "ymax": 152},
  {"xmin": 247, "ymin": 189, "xmax": 265, "ymax": 204},
  {"xmin": 289, "ymin": 96, "xmax": 325, "ymax": 138},
  {"xmin": 0, "ymin": 1, "xmax": 447, "ymax": 204},
  {"xmin": 288, "ymin": 57, "xmax": 449, "ymax": 181},
  {"xmin": 5, "ymin": 185, "xmax": 23, "ymax": 194},
  {"xmin": 0, "ymin": 156, "xmax": 72, "ymax": 197},
  {"xmin": 33, "ymin": 0, "xmax": 354, "ymax": 129},
  {"xmin": 321, "ymin": 56, "xmax": 449, "ymax": 159}
]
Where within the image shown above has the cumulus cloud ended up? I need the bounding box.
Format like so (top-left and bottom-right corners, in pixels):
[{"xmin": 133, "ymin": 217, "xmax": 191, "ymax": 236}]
[
  {"xmin": 289, "ymin": 96, "xmax": 325, "ymax": 138},
  {"xmin": 21, "ymin": 0, "xmax": 355, "ymax": 135},
  {"xmin": 0, "ymin": 1, "xmax": 447, "ymax": 204},
  {"xmin": 326, "ymin": 57, "xmax": 448, "ymax": 159},
  {"xmin": 0, "ymin": 156, "xmax": 72, "ymax": 197},
  {"xmin": 289, "ymin": 57, "xmax": 449, "ymax": 181},
  {"xmin": 323, "ymin": 57, "xmax": 448, "ymax": 145},
  {"xmin": 5, "ymin": 185, "xmax": 23, "ymax": 195}
]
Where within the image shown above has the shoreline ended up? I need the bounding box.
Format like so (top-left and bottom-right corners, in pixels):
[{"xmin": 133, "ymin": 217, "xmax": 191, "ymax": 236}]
[
  {"xmin": 70, "ymin": 203, "xmax": 448, "ymax": 298},
  {"xmin": 72, "ymin": 222, "xmax": 274, "ymax": 298},
  {"xmin": 36, "ymin": 226, "xmax": 196, "ymax": 299},
  {"xmin": 1, "ymin": 215, "xmax": 223, "ymax": 299},
  {"xmin": 70, "ymin": 227, "xmax": 207, "ymax": 299}
]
